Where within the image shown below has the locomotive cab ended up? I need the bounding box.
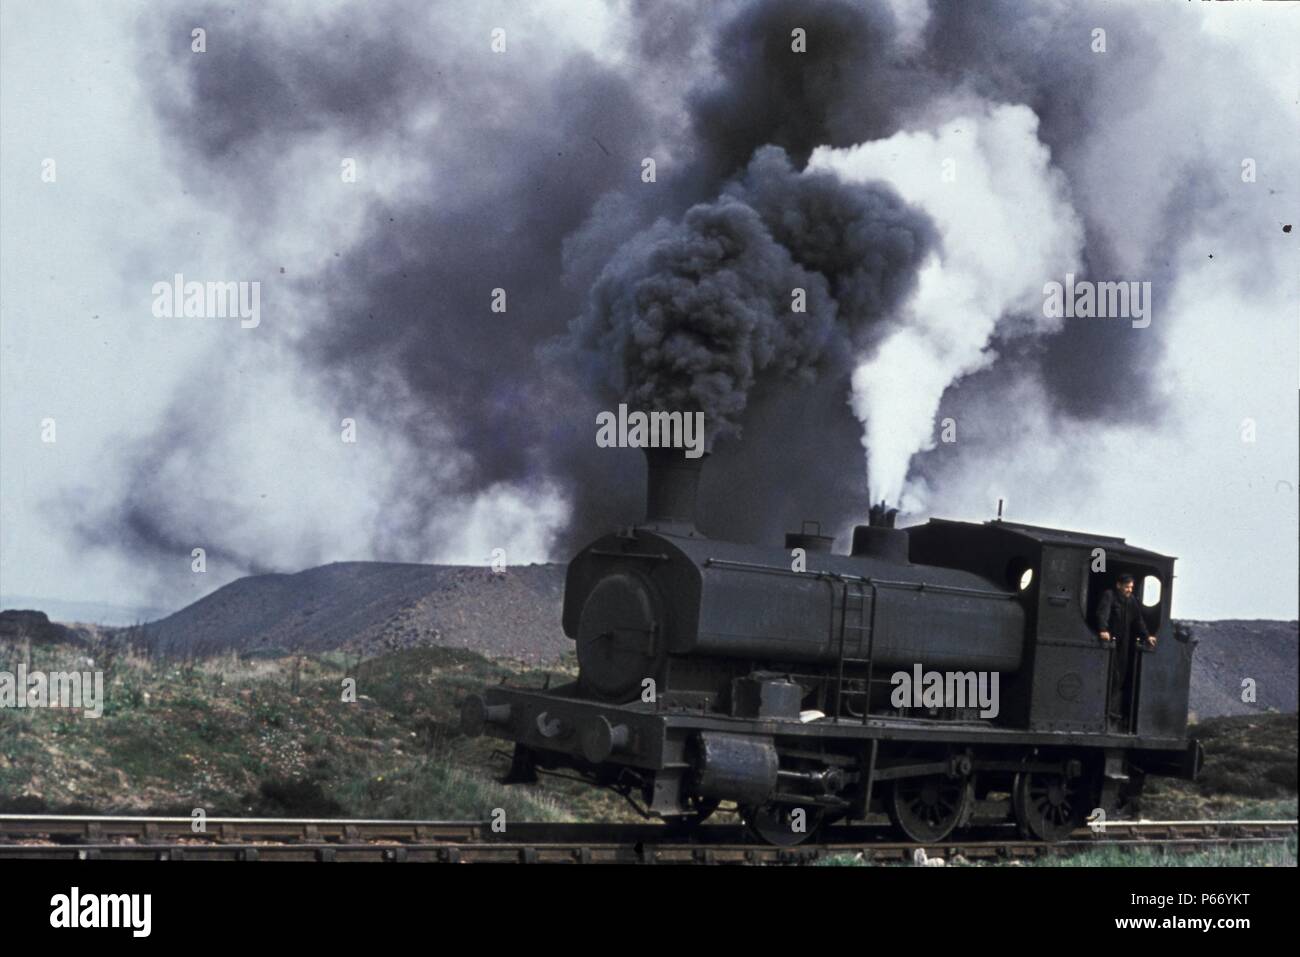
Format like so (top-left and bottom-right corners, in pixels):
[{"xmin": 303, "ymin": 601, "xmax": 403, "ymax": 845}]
[{"xmin": 907, "ymin": 519, "xmax": 1191, "ymax": 740}]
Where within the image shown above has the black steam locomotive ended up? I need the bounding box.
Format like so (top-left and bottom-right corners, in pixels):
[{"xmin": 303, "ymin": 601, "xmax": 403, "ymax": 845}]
[{"xmin": 461, "ymin": 449, "xmax": 1202, "ymax": 844}]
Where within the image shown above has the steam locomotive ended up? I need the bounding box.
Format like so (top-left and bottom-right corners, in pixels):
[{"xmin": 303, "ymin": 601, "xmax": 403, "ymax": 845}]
[{"xmin": 461, "ymin": 449, "xmax": 1202, "ymax": 844}]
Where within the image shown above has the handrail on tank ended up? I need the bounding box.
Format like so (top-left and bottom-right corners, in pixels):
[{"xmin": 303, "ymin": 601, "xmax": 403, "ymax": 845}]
[{"xmin": 703, "ymin": 557, "xmax": 1020, "ymax": 600}]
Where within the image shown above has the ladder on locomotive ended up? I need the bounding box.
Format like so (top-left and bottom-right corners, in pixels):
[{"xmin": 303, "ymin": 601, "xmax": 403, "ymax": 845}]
[{"xmin": 832, "ymin": 580, "xmax": 876, "ymax": 723}]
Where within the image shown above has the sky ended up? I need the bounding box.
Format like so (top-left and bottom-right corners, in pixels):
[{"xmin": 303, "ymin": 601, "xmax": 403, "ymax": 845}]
[{"xmin": 1, "ymin": 0, "xmax": 1297, "ymax": 622}]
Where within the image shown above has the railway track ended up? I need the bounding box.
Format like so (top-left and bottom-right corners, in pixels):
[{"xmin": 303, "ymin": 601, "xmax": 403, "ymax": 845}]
[{"xmin": 0, "ymin": 815, "xmax": 1293, "ymax": 863}]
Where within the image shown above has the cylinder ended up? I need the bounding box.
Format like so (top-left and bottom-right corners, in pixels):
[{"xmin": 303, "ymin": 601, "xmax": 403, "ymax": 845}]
[{"xmin": 692, "ymin": 732, "xmax": 779, "ymax": 805}]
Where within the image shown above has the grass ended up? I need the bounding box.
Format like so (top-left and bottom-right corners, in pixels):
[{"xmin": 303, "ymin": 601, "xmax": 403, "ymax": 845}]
[
  {"xmin": 817, "ymin": 835, "xmax": 1297, "ymax": 867},
  {"xmin": 1142, "ymin": 712, "xmax": 1297, "ymax": 820},
  {"xmin": 0, "ymin": 638, "xmax": 632, "ymax": 822},
  {"xmin": 1030, "ymin": 834, "xmax": 1297, "ymax": 867}
]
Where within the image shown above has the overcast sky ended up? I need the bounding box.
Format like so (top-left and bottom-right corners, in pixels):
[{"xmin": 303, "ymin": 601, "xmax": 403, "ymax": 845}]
[{"xmin": 1, "ymin": 0, "xmax": 1296, "ymax": 622}]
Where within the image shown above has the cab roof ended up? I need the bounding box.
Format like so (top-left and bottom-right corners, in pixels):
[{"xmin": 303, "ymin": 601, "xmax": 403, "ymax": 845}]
[{"xmin": 916, "ymin": 518, "xmax": 1175, "ymax": 561}]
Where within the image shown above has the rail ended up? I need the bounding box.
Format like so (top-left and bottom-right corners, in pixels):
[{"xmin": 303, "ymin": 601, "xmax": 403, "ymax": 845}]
[{"xmin": 0, "ymin": 815, "xmax": 1291, "ymax": 864}]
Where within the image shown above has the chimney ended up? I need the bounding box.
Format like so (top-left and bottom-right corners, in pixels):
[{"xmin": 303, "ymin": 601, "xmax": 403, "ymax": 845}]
[
  {"xmin": 643, "ymin": 447, "xmax": 706, "ymax": 529},
  {"xmin": 851, "ymin": 501, "xmax": 909, "ymax": 563},
  {"xmin": 868, "ymin": 502, "xmax": 898, "ymax": 528}
]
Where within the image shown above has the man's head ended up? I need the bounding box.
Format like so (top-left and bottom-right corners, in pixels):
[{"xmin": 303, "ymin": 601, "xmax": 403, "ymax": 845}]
[{"xmin": 1116, "ymin": 573, "xmax": 1135, "ymax": 597}]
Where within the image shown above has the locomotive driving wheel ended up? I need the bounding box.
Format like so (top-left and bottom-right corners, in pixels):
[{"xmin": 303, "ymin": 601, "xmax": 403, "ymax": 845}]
[
  {"xmin": 742, "ymin": 802, "xmax": 826, "ymax": 846},
  {"xmin": 1012, "ymin": 770, "xmax": 1088, "ymax": 842},
  {"xmin": 886, "ymin": 774, "xmax": 974, "ymax": 843}
]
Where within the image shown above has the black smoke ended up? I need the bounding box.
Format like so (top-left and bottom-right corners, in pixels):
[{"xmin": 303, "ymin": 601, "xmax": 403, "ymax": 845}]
[
  {"xmin": 685, "ymin": 0, "xmax": 925, "ymax": 183},
  {"xmin": 82, "ymin": 0, "xmax": 1229, "ymax": 580},
  {"xmin": 566, "ymin": 147, "xmax": 935, "ymax": 440}
]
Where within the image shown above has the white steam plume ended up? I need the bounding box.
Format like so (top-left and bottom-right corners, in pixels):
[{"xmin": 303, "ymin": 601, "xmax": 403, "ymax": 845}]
[{"xmin": 809, "ymin": 102, "xmax": 1084, "ymax": 507}]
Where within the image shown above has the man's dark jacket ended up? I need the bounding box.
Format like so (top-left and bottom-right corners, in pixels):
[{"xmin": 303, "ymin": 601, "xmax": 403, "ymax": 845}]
[
  {"xmin": 1095, "ymin": 588, "xmax": 1150, "ymax": 687},
  {"xmin": 1095, "ymin": 588, "xmax": 1150, "ymax": 640}
]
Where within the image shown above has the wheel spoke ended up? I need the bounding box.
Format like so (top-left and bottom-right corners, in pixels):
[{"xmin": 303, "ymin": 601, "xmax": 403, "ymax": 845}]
[
  {"xmin": 889, "ymin": 774, "xmax": 971, "ymax": 843},
  {"xmin": 1016, "ymin": 771, "xmax": 1088, "ymax": 842}
]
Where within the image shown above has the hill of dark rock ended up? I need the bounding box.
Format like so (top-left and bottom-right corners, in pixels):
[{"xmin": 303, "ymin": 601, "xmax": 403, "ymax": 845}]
[
  {"xmin": 0, "ymin": 609, "xmax": 87, "ymax": 647},
  {"xmin": 1181, "ymin": 619, "xmax": 1298, "ymax": 718},
  {"xmin": 131, "ymin": 562, "xmax": 569, "ymax": 664}
]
